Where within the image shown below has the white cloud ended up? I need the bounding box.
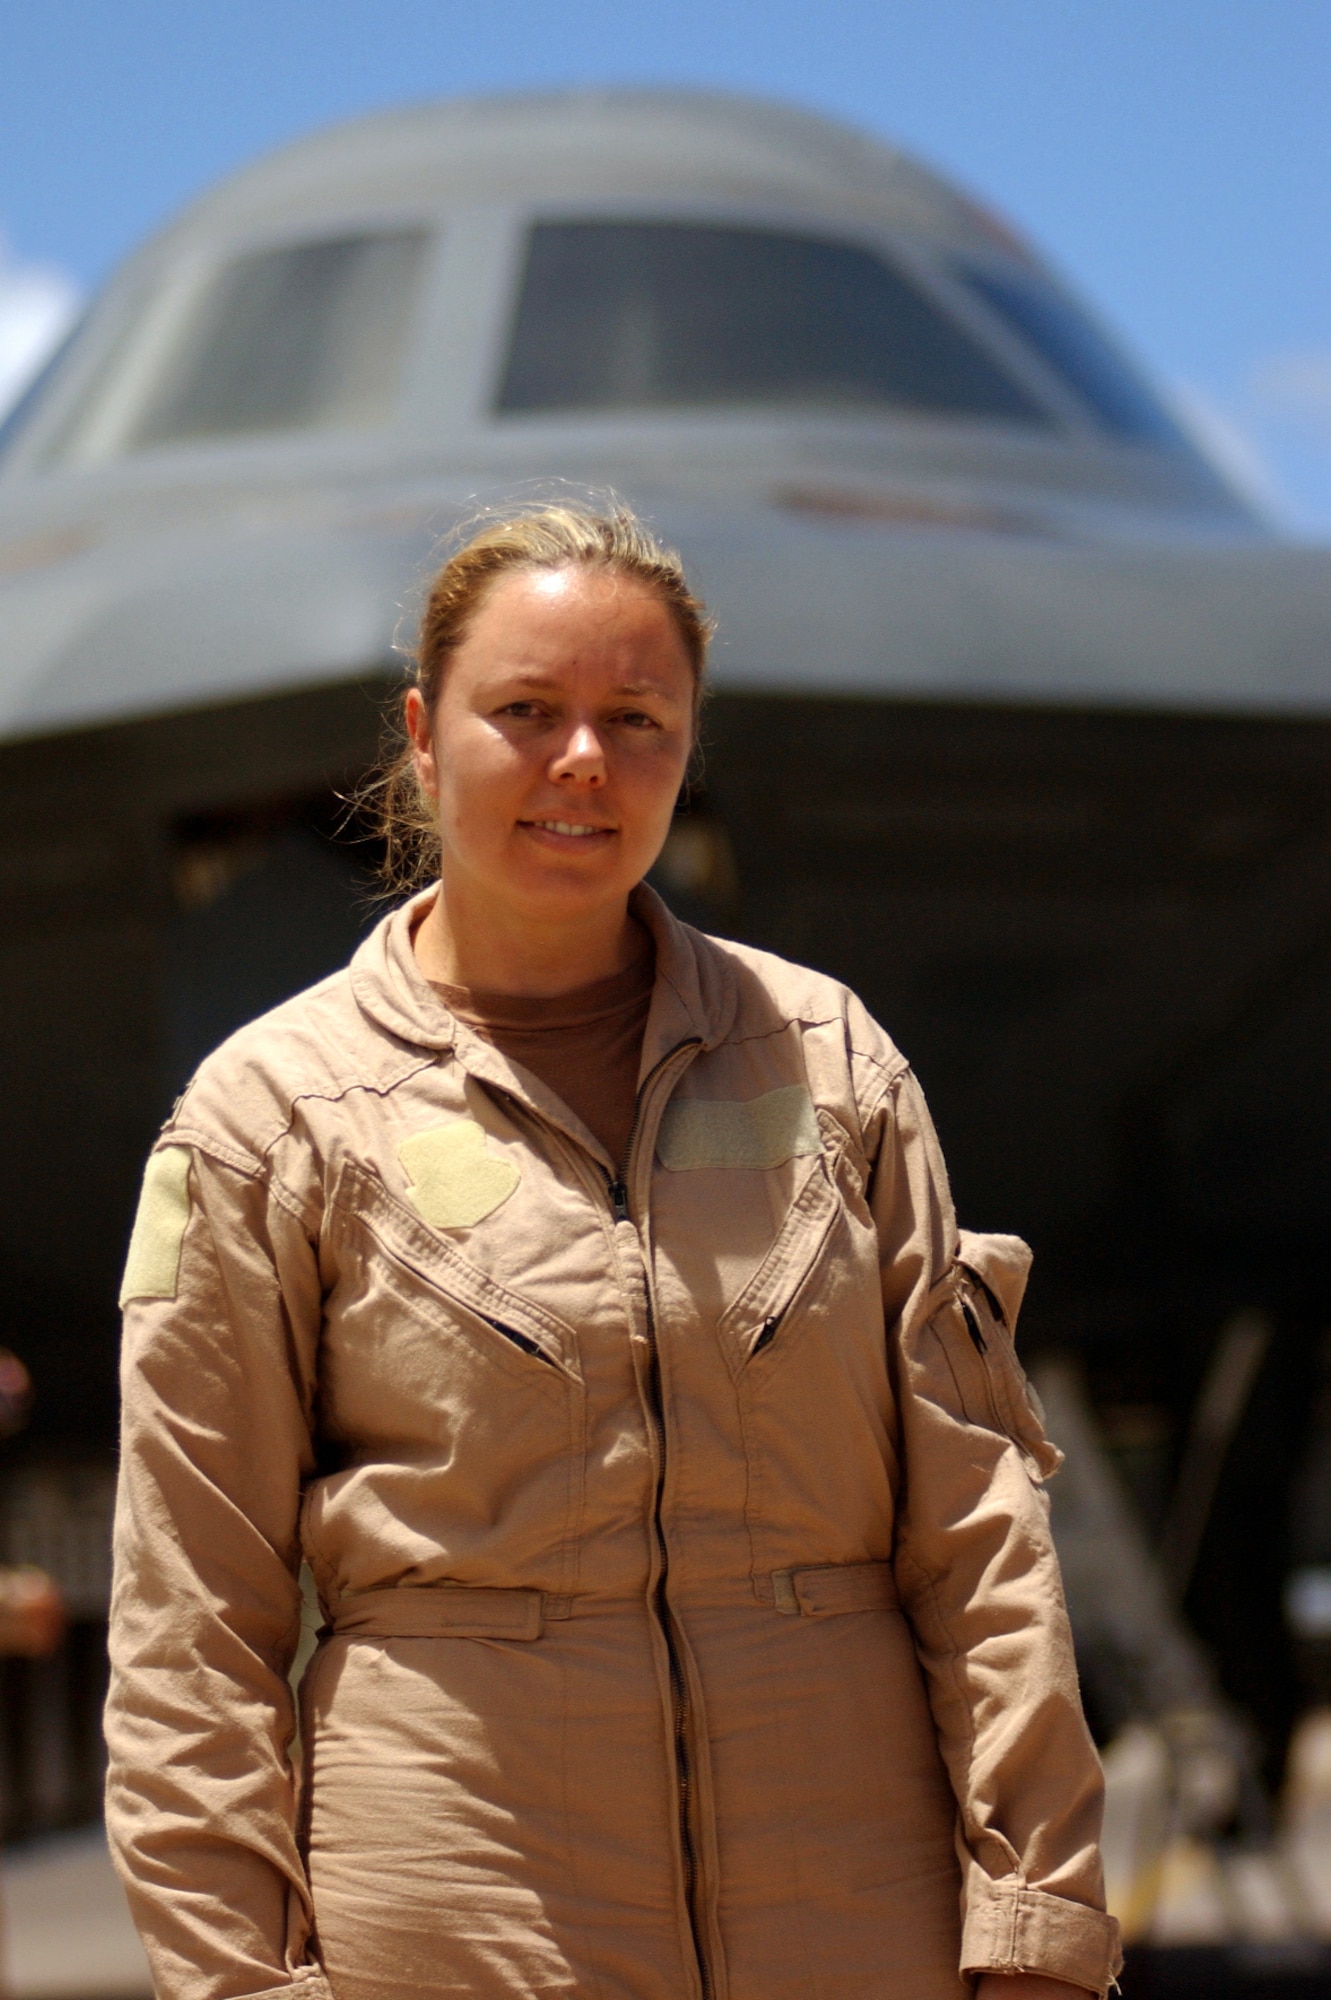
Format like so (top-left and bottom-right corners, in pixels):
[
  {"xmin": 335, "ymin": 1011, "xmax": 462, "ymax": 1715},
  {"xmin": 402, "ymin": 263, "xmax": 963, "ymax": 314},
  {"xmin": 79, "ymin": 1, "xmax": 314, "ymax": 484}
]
[{"xmin": 0, "ymin": 235, "xmax": 82, "ymax": 420}]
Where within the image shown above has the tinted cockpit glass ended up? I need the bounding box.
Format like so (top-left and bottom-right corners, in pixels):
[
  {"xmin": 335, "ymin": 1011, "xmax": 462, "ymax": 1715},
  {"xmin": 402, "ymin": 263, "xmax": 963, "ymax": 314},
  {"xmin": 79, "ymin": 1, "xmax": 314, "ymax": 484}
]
[
  {"xmin": 40, "ymin": 231, "xmax": 428, "ymax": 464},
  {"xmin": 130, "ymin": 233, "xmax": 428, "ymax": 448},
  {"xmin": 956, "ymin": 262, "xmax": 1186, "ymax": 447},
  {"xmin": 499, "ymin": 222, "xmax": 1047, "ymax": 424}
]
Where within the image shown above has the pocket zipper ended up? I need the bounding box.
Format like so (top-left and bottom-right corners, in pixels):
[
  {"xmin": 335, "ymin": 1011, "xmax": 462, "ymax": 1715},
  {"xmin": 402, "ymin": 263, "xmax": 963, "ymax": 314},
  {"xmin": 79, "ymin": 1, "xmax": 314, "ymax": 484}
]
[
  {"xmin": 729, "ymin": 1157, "xmax": 840, "ymax": 1372},
  {"xmin": 484, "ymin": 1316, "xmax": 554, "ymax": 1365},
  {"xmin": 751, "ymin": 1313, "xmax": 782, "ymax": 1357},
  {"xmin": 957, "ymin": 1290, "xmax": 1022, "ymax": 1446}
]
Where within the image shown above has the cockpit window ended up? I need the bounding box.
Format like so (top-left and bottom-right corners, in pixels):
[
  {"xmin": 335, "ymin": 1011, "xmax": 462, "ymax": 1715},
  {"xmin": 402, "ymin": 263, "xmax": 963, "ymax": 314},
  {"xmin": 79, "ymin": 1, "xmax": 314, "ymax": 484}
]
[
  {"xmin": 499, "ymin": 222, "xmax": 1048, "ymax": 424},
  {"xmin": 955, "ymin": 262, "xmax": 1186, "ymax": 447},
  {"xmin": 132, "ymin": 234, "xmax": 428, "ymax": 447},
  {"xmin": 36, "ymin": 231, "xmax": 429, "ymax": 464}
]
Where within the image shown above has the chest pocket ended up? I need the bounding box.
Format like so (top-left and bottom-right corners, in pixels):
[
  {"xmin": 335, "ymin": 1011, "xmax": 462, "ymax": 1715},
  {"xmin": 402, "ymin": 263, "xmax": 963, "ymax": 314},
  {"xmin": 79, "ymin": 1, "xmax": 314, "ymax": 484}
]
[
  {"xmin": 731, "ymin": 1161, "xmax": 897, "ymax": 1580},
  {"xmin": 332, "ymin": 1159, "xmax": 581, "ymax": 1376},
  {"xmin": 712, "ymin": 1152, "xmax": 843, "ymax": 1376},
  {"xmin": 313, "ymin": 1161, "xmax": 586, "ymax": 1598},
  {"xmin": 650, "ymin": 1084, "xmax": 838, "ymax": 1336}
]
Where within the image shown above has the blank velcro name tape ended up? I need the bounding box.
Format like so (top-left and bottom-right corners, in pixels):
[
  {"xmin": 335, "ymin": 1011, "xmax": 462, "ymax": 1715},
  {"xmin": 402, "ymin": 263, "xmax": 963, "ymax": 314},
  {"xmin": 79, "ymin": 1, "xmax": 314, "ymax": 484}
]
[{"xmin": 656, "ymin": 1085, "xmax": 820, "ymax": 1171}]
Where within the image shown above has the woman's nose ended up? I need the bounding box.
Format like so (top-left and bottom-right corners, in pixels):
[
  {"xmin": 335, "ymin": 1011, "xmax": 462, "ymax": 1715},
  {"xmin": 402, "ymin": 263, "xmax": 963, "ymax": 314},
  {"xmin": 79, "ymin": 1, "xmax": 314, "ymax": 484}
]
[{"xmin": 550, "ymin": 722, "xmax": 607, "ymax": 785}]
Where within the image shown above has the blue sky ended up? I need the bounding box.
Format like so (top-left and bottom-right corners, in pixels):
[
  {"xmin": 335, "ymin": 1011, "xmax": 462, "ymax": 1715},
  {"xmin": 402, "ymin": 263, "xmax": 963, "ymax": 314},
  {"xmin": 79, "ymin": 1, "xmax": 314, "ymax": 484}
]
[{"xmin": 2, "ymin": 0, "xmax": 1329, "ymax": 529}]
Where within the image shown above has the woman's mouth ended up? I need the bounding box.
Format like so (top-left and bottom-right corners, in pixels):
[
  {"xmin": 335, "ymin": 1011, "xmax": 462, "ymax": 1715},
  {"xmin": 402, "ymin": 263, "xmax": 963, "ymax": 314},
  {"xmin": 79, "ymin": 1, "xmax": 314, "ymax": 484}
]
[
  {"xmin": 519, "ymin": 812, "xmax": 619, "ymax": 844},
  {"xmin": 522, "ymin": 818, "xmax": 616, "ymax": 842}
]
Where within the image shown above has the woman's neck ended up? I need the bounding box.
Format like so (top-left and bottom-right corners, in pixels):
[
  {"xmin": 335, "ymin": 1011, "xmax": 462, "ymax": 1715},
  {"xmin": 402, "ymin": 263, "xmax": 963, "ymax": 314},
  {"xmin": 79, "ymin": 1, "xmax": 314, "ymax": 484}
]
[{"xmin": 412, "ymin": 880, "xmax": 647, "ymax": 998}]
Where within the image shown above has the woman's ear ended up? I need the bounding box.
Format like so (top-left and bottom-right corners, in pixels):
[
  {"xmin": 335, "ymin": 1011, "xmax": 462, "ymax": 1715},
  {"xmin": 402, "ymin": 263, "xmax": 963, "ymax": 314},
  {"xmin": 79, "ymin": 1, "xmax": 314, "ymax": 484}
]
[{"xmin": 404, "ymin": 687, "xmax": 439, "ymax": 802}]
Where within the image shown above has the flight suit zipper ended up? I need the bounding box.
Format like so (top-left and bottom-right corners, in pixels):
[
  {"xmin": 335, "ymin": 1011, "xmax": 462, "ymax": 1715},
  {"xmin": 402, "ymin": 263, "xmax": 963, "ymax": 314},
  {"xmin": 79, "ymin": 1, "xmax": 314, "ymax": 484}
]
[
  {"xmin": 604, "ymin": 1039, "xmax": 676, "ymax": 1221},
  {"xmin": 602, "ymin": 1038, "xmax": 712, "ymax": 2000},
  {"xmin": 484, "ymin": 1034, "xmax": 712, "ymax": 1993}
]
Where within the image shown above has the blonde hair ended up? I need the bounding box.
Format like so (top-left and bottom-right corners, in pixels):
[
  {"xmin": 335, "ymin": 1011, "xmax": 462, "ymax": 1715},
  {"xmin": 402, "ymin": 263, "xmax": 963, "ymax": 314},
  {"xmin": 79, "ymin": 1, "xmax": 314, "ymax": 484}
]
[{"xmin": 367, "ymin": 498, "xmax": 713, "ymax": 895}]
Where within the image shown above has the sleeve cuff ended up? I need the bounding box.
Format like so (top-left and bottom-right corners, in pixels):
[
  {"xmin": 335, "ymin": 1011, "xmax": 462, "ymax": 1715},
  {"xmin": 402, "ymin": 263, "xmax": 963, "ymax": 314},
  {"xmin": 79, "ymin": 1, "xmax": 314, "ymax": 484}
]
[{"xmin": 961, "ymin": 1874, "xmax": 1124, "ymax": 1997}]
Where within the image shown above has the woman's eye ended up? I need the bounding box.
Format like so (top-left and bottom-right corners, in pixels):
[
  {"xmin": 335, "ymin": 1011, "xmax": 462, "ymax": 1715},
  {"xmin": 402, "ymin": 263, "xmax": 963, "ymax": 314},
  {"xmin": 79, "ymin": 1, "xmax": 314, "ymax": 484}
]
[
  {"xmin": 617, "ymin": 709, "xmax": 659, "ymax": 730},
  {"xmin": 499, "ymin": 700, "xmax": 546, "ymax": 719}
]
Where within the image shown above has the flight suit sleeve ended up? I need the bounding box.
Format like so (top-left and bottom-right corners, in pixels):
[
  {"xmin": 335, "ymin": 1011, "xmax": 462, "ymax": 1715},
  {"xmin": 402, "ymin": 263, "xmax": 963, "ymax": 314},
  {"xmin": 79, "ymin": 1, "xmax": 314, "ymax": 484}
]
[
  {"xmin": 866, "ymin": 1068, "xmax": 1123, "ymax": 1999},
  {"xmin": 105, "ymin": 1134, "xmax": 333, "ymax": 2000}
]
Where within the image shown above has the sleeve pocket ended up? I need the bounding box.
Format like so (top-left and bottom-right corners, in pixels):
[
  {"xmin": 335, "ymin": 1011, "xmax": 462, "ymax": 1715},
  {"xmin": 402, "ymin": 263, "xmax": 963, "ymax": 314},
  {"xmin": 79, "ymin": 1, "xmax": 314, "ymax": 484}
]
[{"xmin": 931, "ymin": 1233, "xmax": 1063, "ymax": 1482}]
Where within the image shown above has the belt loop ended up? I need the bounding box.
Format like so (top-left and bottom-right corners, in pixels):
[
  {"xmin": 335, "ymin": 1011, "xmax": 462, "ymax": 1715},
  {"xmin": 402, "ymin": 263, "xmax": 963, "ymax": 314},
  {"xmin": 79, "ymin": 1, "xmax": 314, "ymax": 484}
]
[{"xmin": 772, "ymin": 1570, "xmax": 800, "ymax": 1615}]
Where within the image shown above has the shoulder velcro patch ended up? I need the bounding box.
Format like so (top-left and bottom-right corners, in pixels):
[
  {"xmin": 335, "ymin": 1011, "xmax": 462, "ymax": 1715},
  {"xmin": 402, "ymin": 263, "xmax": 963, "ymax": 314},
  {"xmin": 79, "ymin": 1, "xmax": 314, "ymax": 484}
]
[
  {"xmin": 657, "ymin": 1084, "xmax": 820, "ymax": 1171},
  {"xmin": 120, "ymin": 1146, "xmax": 193, "ymax": 1307},
  {"xmin": 398, "ymin": 1120, "xmax": 521, "ymax": 1229}
]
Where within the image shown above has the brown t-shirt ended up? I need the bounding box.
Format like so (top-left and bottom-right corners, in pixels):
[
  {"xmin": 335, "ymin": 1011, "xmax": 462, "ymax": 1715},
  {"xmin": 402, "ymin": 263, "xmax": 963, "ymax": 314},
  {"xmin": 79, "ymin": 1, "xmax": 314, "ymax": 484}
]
[{"xmin": 430, "ymin": 943, "xmax": 655, "ymax": 1171}]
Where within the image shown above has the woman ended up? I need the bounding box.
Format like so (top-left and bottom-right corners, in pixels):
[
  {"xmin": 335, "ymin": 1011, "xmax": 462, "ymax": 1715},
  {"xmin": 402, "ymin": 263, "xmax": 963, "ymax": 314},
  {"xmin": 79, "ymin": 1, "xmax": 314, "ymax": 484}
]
[{"xmin": 107, "ymin": 503, "xmax": 1121, "ymax": 2000}]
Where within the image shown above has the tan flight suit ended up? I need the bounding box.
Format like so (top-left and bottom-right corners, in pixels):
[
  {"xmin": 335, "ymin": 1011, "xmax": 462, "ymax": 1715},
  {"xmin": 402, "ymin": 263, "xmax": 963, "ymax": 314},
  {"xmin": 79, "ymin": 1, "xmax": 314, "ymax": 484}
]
[{"xmin": 106, "ymin": 884, "xmax": 1122, "ymax": 2000}]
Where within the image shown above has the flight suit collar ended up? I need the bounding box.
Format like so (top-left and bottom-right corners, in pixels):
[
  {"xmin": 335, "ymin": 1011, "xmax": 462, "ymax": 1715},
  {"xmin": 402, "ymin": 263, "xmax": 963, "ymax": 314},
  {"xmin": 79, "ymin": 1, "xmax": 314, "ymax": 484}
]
[{"xmin": 349, "ymin": 880, "xmax": 738, "ymax": 1125}]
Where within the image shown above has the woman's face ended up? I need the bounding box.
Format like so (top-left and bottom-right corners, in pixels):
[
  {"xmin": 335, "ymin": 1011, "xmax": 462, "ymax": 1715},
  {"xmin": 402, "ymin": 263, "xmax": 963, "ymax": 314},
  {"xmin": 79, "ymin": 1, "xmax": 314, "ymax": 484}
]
[{"xmin": 406, "ymin": 564, "xmax": 696, "ymax": 930}]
